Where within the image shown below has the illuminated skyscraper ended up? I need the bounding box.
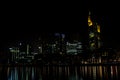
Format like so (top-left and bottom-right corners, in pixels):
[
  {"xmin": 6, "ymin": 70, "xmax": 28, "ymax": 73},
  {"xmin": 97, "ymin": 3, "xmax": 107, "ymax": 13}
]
[{"xmin": 88, "ymin": 11, "xmax": 101, "ymax": 51}]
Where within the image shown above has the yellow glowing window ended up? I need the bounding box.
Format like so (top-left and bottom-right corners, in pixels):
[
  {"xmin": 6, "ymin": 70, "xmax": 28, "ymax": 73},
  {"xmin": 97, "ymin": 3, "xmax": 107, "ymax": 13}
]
[
  {"xmin": 89, "ymin": 33, "xmax": 94, "ymax": 38},
  {"xmin": 91, "ymin": 43, "xmax": 95, "ymax": 47},
  {"xmin": 88, "ymin": 16, "xmax": 93, "ymax": 26},
  {"xmin": 97, "ymin": 25, "xmax": 100, "ymax": 33}
]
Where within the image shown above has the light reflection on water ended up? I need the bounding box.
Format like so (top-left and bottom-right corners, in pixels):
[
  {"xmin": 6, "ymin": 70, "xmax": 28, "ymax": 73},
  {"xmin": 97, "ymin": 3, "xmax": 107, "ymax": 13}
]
[{"xmin": 0, "ymin": 65, "xmax": 119, "ymax": 80}]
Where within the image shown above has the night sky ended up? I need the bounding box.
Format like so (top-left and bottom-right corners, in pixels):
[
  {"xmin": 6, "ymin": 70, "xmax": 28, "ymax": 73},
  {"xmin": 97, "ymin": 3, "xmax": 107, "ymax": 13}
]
[{"xmin": 0, "ymin": 1, "xmax": 120, "ymax": 51}]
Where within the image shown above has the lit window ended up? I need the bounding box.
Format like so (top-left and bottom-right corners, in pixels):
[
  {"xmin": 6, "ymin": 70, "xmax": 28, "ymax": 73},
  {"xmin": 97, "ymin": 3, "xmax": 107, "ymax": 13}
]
[
  {"xmin": 91, "ymin": 43, "xmax": 95, "ymax": 47},
  {"xmin": 89, "ymin": 32, "xmax": 94, "ymax": 38},
  {"xmin": 97, "ymin": 25, "xmax": 100, "ymax": 33},
  {"xmin": 88, "ymin": 16, "xmax": 93, "ymax": 26}
]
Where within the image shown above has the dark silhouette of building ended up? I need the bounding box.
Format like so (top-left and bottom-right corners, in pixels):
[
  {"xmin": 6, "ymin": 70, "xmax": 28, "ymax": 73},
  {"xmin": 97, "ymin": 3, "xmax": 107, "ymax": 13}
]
[{"xmin": 88, "ymin": 11, "xmax": 102, "ymax": 51}]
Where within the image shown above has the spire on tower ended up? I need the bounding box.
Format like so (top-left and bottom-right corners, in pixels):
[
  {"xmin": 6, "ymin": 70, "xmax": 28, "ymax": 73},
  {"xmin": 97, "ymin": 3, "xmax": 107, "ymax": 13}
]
[{"xmin": 89, "ymin": 11, "xmax": 91, "ymax": 16}]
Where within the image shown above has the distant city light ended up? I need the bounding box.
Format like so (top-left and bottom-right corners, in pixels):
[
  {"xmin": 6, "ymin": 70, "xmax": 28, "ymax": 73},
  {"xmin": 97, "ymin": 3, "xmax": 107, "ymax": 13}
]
[
  {"xmin": 38, "ymin": 47, "xmax": 41, "ymax": 49},
  {"xmin": 97, "ymin": 25, "xmax": 100, "ymax": 33},
  {"xmin": 61, "ymin": 34, "xmax": 65, "ymax": 38},
  {"xmin": 9, "ymin": 48, "xmax": 12, "ymax": 50},
  {"xmin": 19, "ymin": 43, "xmax": 22, "ymax": 46},
  {"xmin": 55, "ymin": 33, "xmax": 60, "ymax": 36}
]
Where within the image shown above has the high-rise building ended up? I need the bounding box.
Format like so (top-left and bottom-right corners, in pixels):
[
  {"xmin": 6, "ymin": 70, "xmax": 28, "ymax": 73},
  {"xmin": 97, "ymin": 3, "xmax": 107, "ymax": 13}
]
[
  {"xmin": 88, "ymin": 11, "xmax": 101, "ymax": 51},
  {"xmin": 54, "ymin": 33, "xmax": 66, "ymax": 54}
]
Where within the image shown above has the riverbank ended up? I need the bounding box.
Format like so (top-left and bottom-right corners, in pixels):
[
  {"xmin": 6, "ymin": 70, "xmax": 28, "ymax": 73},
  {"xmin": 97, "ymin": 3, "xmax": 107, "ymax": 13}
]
[{"xmin": 0, "ymin": 63, "xmax": 120, "ymax": 67}]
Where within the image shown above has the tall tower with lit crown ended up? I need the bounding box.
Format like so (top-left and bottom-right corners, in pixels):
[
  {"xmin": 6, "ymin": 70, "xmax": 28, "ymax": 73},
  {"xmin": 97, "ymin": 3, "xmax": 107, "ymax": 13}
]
[{"xmin": 88, "ymin": 11, "xmax": 101, "ymax": 51}]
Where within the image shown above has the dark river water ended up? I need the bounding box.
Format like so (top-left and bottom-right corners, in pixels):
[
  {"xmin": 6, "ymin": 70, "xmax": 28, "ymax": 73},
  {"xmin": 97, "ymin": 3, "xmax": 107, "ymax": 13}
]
[{"xmin": 0, "ymin": 65, "xmax": 120, "ymax": 80}]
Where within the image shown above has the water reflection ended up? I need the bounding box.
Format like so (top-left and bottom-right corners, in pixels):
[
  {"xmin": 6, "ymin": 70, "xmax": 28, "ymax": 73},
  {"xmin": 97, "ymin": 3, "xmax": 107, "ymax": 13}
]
[{"xmin": 0, "ymin": 65, "xmax": 119, "ymax": 80}]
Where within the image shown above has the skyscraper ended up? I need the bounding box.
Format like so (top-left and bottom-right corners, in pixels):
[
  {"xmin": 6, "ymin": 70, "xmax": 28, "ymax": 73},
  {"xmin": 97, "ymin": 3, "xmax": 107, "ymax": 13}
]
[
  {"xmin": 54, "ymin": 33, "xmax": 66, "ymax": 54},
  {"xmin": 88, "ymin": 11, "xmax": 101, "ymax": 51}
]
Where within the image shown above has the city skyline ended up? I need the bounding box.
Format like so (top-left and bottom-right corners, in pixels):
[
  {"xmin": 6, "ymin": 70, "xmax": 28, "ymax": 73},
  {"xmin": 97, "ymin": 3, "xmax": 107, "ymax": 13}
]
[
  {"xmin": 0, "ymin": 2, "xmax": 120, "ymax": 80},
  {"xmin": 1, "ymin": 2, "xmax": 120, "ymax": 51}
]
